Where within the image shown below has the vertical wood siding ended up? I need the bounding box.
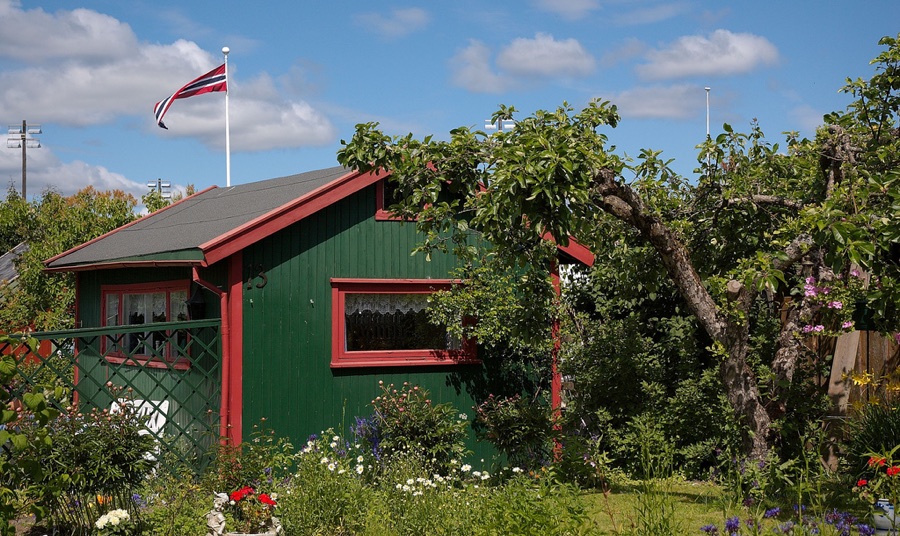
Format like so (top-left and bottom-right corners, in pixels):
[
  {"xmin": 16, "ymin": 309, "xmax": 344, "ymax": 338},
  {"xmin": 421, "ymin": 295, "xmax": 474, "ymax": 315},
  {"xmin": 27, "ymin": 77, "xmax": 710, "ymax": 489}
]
[{"xmin": 241, "ymin": 184, "xmax": 492, "ymax": 459}]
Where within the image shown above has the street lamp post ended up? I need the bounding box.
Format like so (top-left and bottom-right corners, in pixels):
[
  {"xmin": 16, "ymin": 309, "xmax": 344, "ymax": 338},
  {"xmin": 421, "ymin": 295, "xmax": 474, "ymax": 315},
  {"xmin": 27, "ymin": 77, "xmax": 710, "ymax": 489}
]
[{"xmin": 6, "ymin": 120, "xmax": 42, "ymax": 199}]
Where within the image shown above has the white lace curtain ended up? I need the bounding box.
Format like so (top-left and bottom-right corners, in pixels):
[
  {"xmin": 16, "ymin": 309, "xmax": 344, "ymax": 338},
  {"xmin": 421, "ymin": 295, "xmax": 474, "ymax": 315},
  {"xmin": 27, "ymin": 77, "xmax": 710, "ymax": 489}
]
[{"xmin": 345, "ymin": 293, "xmax": 429, "ymax": 315}]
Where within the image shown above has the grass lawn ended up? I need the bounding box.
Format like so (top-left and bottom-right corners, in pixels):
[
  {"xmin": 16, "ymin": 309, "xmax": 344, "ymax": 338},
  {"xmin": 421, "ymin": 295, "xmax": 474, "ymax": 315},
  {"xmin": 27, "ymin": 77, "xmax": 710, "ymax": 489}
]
[{"xmin": 583, "ymin": 480, "xmax": 727, "ymax": 534}]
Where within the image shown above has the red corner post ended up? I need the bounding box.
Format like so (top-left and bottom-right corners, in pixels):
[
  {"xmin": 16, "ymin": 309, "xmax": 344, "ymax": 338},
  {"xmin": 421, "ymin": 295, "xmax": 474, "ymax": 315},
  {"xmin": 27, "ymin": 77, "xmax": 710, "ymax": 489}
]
[{"xmin": 550, "ymin": 261, "xmax": 563, "ymax": 458}]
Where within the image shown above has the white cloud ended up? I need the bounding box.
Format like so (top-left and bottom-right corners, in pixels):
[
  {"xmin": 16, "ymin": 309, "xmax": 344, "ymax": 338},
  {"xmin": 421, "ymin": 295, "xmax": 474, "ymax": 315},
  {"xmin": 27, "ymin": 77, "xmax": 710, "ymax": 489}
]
[
  {"xmin": 532, "ymin": 0, "xmax": 599, "ymax": 20},
  {"xmin": 451, "ymin": 34, "xmax": 595, "ymax": 93},
  {"xmin": 0, "ymin": 2, "xmax": 337, "ymax": 188},
  {"xmin": 0, "ymin": 142, "xmax": 148, "ymax": 198},
  {"xmin": 636, "ymin": 29, "xmax": 779, "ymax": 80},
  {"xmin": 450, "ymin": 40, "xmax": 512, "ymax": 94},
  {"xmin": 605, "ymin": 84, "xmax": 703, "ymax": 119},
  {"xmin": 0, "ymin": 1, "xmax": 138, "ymax": 63},
  {"xmin": 497, "ymin": 33, "xmax": 595, "ymax": 78},
  {"xmin": 355, "ymin": 8, "xmax": 430, "ymax": 39}
]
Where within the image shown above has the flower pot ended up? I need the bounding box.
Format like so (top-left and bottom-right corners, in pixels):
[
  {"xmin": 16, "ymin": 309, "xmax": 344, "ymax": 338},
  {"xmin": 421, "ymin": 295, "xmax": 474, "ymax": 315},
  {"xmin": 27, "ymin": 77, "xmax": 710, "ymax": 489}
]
[{"xmin": 874, "ymin": 498, "xmax": 898, "ymax": 531}]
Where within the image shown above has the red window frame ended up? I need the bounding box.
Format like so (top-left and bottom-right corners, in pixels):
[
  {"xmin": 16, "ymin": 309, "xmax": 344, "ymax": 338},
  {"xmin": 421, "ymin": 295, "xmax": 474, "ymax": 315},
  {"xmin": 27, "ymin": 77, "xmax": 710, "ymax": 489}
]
[
  {"xmin": 375, "ymin": 179, "xmax": 409, "ymax": 221},
  {"xmin": 330, "ymin": 278, "xmax": 478, "ymax": 368},
  {"xmin": 100, "ymin": 280, "xmax": 191, "ymax": 370}
]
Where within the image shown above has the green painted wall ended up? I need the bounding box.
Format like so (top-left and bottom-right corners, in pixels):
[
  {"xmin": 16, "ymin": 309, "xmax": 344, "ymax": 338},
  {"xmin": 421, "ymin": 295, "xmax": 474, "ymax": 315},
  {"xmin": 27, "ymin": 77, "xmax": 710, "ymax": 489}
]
[
  {"xmin": 75, "ymin": 266, "xmax": 225, "ymax": 454},
  {"xmin": 240, "ymin": 183, "xmax": 494, "ymax": 460}
]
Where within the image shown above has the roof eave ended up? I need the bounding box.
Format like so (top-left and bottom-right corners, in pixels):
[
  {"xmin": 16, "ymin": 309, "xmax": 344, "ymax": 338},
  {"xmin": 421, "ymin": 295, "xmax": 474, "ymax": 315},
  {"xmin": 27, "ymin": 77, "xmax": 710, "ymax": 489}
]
[
  {"xmin": 200, "ymin": 168, "xmax": 389, "ymax": 265},
  {"xmin": 43, "ymin": 185, "xmax": 219, "ymax": 269}
]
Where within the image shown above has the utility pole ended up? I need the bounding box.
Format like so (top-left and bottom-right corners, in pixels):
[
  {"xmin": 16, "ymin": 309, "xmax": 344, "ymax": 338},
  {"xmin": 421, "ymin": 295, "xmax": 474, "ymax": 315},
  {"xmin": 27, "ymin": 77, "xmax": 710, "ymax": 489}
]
[
  {"xmin": 705, "ymin": 87, "xmax": 711, "ymax": 170},
  {"xmin": 6, "ymin": 120, "xmax": 41, "ymax": 199},
  {"xmin": 147, "ymin": 178, "xmax": 172, "ymax": 198}
]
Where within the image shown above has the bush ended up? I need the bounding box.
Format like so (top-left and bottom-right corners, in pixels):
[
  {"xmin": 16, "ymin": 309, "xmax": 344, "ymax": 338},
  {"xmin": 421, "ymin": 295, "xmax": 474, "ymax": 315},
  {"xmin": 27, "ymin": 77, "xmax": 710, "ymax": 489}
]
[
  {"xmin": 10, "ymin": 384, "xmax": 155, "ymax": 532},
  {"xmin": 474, "ymin": 393, "xmax": 553, "ymax": 471},
  {"xmin": 277, "ymin": 429, "xmax": 370, "ymax": 535},
  {"xmin": 357, "ymin": 381, "xmax": 468, "ymax": 474}
]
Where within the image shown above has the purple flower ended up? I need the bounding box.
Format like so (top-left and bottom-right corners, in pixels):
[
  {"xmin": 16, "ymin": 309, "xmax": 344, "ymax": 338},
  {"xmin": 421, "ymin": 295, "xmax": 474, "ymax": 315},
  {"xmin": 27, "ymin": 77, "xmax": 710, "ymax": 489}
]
[
  {"xmin": 851, "ymin": 269, "xmax": 861, "ymax": 277},
  {"xmin": 725, "ymin": 516, "xmax": 740, "ymax": 532},
  {"xmin": 700, "ymin": 524, "xmax": 719, "ymax": 534},
  {"xmin": 764, "ymin": 507, "xmax": 781, "ymax": 518},
  {"xmin": 858, "ymin": 523, "xmax": 876, "ymax": 536}
]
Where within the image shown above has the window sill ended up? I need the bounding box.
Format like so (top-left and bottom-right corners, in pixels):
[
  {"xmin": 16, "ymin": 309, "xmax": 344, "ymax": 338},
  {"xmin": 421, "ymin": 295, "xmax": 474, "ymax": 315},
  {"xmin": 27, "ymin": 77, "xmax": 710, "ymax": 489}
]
[
  {"xmin": 331, "ymin": 351, "xmax": 480, "ymax": 368},
  {"xmin": 105, "ymin": 354, "xmax": 191, "ymax": 371}
]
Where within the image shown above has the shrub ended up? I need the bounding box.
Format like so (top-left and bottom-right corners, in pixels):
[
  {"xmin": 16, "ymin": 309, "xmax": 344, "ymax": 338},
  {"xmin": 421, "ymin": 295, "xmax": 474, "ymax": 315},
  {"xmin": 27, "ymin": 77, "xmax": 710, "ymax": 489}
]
[
  {"xmin": 474, "ymin": 393, "xmax": 553, "ymax": 471},
  {"xmin": 203, "ymin": 419, "xmax": 294, "ymax": 497},
  {"xmin": 358, "ymin": 381, "xmax": 468, "ymax": 474},
  {"xmin": 10, "ymin": 383, "xmax": 154, "ymax": 532},
  {"xmin": 277, "ymin": 429, "xmax": 372, "ymax": 535}
]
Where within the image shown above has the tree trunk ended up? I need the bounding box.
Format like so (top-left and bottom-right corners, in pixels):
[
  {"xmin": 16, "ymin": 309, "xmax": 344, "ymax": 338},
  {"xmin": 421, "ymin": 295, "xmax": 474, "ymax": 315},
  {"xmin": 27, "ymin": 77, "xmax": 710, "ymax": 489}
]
[{"xmin": 592, "ymin": 171, "xmax": 772, "ymax": 460}]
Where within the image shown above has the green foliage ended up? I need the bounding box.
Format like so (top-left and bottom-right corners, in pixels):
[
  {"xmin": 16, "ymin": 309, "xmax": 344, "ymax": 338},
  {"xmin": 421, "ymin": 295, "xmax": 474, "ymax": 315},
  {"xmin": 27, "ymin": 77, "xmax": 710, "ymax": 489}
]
[
  {"xmin": 279, "ymin": 428, "xmax": 370, "ymax": 535},
  {"xmin": 360, "ymin": 381, "xmax": 469, "ymax": 474},
  {"xmin": 474, "ymin": 393, "xmax": 553, "ymax": 470},
  {"xmin": 10, "ymin": 384, "xmax": 155, "ymax": 532},
  {"xmin": 137, "ymin": 451, "xmax": 209, "ymax": 536},
  {"xmin": 0, "ymin": 337, "xmax": 57, "ymax": 536},
  {"xmin": 0, "ymin": 187, "xmax": 136, "ymax": 331},
  {"xmin": 204, "ymin": 420, "xmax": 294, "ymax": 498}
]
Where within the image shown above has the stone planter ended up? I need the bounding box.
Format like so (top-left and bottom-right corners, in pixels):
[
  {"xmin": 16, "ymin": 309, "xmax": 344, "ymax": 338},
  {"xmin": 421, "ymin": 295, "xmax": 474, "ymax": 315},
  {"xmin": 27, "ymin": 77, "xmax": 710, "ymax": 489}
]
[{"xmin": 874, "ymin": 498, "xmax": 897, "ymax": 532}]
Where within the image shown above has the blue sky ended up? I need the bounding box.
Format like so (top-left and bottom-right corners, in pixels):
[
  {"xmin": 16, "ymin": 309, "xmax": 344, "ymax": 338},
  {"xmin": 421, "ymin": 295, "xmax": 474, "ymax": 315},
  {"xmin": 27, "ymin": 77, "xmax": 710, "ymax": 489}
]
[{"xmin": 1, "ymin": 0, "xmax": 898, "ymax": 203}]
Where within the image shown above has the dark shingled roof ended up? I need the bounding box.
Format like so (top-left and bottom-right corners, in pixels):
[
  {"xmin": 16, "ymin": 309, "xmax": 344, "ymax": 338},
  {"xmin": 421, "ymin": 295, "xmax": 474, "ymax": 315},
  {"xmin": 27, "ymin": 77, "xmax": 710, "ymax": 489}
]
[
  {"xmin": 47, "ymin": 166, "xmax": 351, "ymax": 269},
  {"xmin": 0, "ymin": 242, "xmax": 28, "ymax": 284}
]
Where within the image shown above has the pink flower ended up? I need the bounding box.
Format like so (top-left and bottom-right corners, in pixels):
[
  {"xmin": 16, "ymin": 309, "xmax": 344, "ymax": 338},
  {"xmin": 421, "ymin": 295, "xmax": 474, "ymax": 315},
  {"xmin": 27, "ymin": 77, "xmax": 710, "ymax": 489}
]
[
  {"xmin": 851, "ymin": 269, "xmax": 861, "ymax": 277},
  {"xmin": 894, "ymin": 333, "xmax": 900, "ymax": 344},
  {"xmin": 842, "ymin": 321, "xmax": 854, "ymax": 329},
  {"xmin": 827, "ymin": 301, "xmax": 843, "ymax": 309}
]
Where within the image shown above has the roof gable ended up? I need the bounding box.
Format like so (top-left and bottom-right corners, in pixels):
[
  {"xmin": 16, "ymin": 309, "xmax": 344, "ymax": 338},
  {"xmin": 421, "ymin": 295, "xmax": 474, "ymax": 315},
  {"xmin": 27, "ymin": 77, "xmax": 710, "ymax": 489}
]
[{"xmin": 45, "ymin": 165, "xmax": 592, "ymax": 271}]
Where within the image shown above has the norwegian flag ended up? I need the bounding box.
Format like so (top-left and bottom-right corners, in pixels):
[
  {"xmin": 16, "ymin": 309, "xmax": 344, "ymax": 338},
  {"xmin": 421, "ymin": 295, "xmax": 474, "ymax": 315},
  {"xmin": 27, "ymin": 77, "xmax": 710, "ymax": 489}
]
[{"xmin": 153, "ymin": 63, "xmax": 227, "ymax": 129}]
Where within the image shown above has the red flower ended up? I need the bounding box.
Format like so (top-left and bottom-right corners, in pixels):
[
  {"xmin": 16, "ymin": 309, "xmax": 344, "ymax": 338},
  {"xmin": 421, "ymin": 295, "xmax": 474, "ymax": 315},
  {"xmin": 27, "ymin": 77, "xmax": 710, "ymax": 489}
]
[
  {"xmin": 259, "ymin": 493, "xmax": 277, "ymax": 506},
  {"xmin": 869, "ymin": 456, "xmax": 887, "ymax": 467},
  {"xmin": 229, "ymin": 486, "xmax": 255, "ymax": 502},
  {"xmin": 857, "ymin": 479, "xmax": 868, "ymax": 487},
  {"xmin": 888, "ymin": 466, "xmax": 900, "ymax": 477}
]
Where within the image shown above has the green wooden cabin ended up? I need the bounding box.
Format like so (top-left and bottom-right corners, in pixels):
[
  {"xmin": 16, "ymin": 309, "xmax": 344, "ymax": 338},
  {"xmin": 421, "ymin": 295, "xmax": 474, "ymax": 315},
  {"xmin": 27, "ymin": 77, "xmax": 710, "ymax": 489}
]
[{"xmin": 45, "ymin": 166, "xmax": 593, "ymax": 459}]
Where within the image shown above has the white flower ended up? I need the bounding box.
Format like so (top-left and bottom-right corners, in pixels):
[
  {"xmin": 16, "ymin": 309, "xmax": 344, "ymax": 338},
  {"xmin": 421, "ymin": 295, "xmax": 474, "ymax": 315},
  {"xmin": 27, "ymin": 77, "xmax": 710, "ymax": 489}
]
[
  {"xmin": 461, "ymin": 464, "xmax": 471, "ymax": 472},
  {"xmin": 396, "ymin": 483, "xmax": 402, "ymax": 489},
  {"xmin": 338, "ymin": 469, "xmax": 346, "ymax": 475},
  {"xmin": 330, "ymin": 441, "xmax": 338, "ymax": 448},
  {"xmin": 406, "ymin": 478, "xmax": 415, "ymax": 485},
  {"xmin": 95, "ymin": 518, "xmax": 107, "ymax": 530},
  {"xmin": 357, "ymin": 455, "xmax": 364, "ymax": 463},
  {"xmin": 333, "ymin": 435, "xmax": 340, "ymax": 442},
  {"xmin": 356, "ymin": 465, "xmax": 364, "ymax": 474},
  {"xmin": 328, "ymin": 462, "xmax": 336, "ymax": 471},
  {"xmin": 320, "ymin": 456, "xmax": 329, "ymax": 464},
  {"xmin": 472, "ymin": 471, "xmax": 481, "ymax": 478},
  {"xmin": 512, "ymin": 466, "xmax": 523, "ymax": 473}
]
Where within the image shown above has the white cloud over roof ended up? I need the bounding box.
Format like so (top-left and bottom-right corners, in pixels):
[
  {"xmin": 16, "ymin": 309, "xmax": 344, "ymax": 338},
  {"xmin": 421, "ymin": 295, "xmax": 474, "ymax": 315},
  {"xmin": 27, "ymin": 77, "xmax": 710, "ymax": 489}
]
[
  {"xmin": 636, "ymin": 29, "xmax": 779, "ymax": 80},
  {"xmin": 451, "ymin": 34, "xmax": 595, "ymax": 93},
  {"xmin": 0, "ymin": 1, "xmax": 336, "ymax": 198},
  {"xmin": 497, "ymin": 33, "xmax": 596, "ymax": 78},
  {"xmin": 605, "ymin": 84, "xmax": 703, "ymax": 119}
]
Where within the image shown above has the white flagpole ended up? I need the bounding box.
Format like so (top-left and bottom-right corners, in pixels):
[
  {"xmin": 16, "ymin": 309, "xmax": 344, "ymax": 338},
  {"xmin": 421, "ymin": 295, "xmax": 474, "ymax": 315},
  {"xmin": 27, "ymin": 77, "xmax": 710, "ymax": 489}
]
[{"xmin": 223, "ymin": 46, "xmax": 231, "ymax": 187}]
